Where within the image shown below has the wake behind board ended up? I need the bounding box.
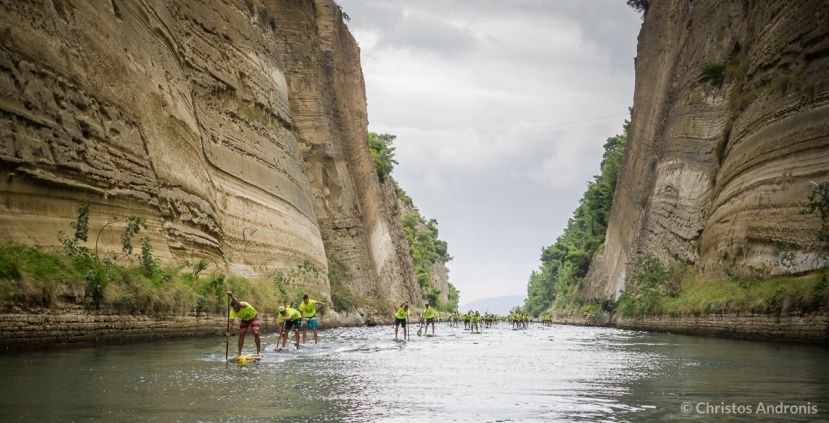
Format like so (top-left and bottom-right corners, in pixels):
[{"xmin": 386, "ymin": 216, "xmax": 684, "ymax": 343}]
[{"xmin": 229, "ymin": 354, "xmax": 262, "ymax": 365}]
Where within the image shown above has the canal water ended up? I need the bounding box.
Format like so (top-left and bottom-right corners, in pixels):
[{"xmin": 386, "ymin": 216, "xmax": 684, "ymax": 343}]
[{"xmin": 1, "ymin": 324, "xmax": 828, "ymax": 422}]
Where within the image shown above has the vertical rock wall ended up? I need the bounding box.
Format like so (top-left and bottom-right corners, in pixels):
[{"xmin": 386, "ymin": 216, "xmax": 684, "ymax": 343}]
[
  {"xmin": 0, "ymin": 0, "xmax": 419, "ymax": 306},
  {"xmin": 587, "ymin": 0, "xmax": 829, "ymax": 299},
  {"xmin": 267, "ymin": 0, "xmax": 419, "ymax": 306}
]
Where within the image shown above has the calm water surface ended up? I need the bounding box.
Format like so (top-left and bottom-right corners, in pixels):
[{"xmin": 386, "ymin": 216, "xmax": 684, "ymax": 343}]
[{"xmin": 1, "ymin": 324, "xmax": 828, "ymax": 422}]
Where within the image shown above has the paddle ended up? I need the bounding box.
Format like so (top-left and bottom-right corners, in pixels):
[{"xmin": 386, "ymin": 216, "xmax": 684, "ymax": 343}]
[{"xmin": 225, "ymin": 295, "xmax": 230, "ymax": 364}]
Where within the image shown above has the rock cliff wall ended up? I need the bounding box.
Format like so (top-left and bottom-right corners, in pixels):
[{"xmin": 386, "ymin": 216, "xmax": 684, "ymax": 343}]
[
  {"xmin": 266, "ymin": 0, "xmax": 419, "ymax": 306},
  {"xmin": 587, "ymin": 0, "xmax": 829, "ymax": 299},
  {"xmin": 0, "ymin": 0, "xmax": 419, "ymax": 308}
]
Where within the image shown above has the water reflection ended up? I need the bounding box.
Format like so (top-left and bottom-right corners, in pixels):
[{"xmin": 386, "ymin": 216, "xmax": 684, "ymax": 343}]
[{"xmin": 1, "ymin": 325, "xmax": 827, "ymax": 421}]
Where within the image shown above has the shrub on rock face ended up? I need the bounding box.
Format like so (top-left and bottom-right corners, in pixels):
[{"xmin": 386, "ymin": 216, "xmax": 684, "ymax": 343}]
[
  {"xmin": 626, "ymin": 0, "xmax": 649, "ymax": 14},
  {"xmin": 803, "ymin": 181, "xmax": 829, "ymax": 246},
  {"xmin": 367, "ymin": 132, "xmax": 398, "ymax": 183}
]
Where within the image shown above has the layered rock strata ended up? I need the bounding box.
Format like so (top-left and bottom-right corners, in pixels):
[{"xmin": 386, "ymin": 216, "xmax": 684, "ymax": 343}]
[
  {"xmin": 587, "ymin": 0, "xmax": 829, "ymax": 298},
  {"xmin": 0, "ymin": 0, "xmax": 421, "ymax": 312}
]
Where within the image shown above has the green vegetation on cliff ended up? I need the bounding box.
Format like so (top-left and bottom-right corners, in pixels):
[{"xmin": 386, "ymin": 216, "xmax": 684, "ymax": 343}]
[
  {"xmin": 524, "ymin": 122, "xmax": 628, "ymax": 316},
  {"xmin": 0, "ymin": 204, "xmax": 326, "ymax": 315},
  {"xmin": 401, "ymin": 206, "xmax": 455, "ymax": 309},
  {"xmin": 0, "ymin": 242, "xmax": 287, "ymax": 314},
  {"xmin": 368, "ymin": 132, "xmax": 458, "ymax": 311},
  {"xmin": 615, "ymin": 182, "xmax": 829, "ymax": 317},
  {"xmin": 368, "ymin": 132, "xmax": 398, "ymax": 183},
  {"xmin": 617, "ymin": 254, "xmax": 829, "ymax": 316}
]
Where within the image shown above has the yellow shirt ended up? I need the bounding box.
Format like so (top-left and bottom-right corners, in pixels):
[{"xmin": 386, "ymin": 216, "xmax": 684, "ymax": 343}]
[
  {"xmin": 299, "ymin": 300, "xmax": 320, "ymax": 318},
  {"xmin": 394, "ymin": 306, "xmax": 410, "ymax": 319},
  {"xmin": 424, "ymin": 306, "xmax": 435, "ymax": 319},
  {"xmin": 281, "ymin": 307, "xmax": 301, "ymax": 321},
  {"xmin": 229, "ymin": 302, "xmax": 257, "ymax": 321}
]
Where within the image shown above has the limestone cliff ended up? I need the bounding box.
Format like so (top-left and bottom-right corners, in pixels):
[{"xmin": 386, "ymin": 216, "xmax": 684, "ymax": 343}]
[
  {"xmin": 586, "ymin": 0, "xmax": 829, "ymax": 299},
  {"xmin": 0, "ymin": 0, "xmax": 420, "ymax": 310}
]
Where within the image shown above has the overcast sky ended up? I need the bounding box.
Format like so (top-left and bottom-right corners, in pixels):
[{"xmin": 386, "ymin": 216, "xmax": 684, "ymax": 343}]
[{"xmin": 337, "ymin": 0, "xmax": 642, "ymax": 304}]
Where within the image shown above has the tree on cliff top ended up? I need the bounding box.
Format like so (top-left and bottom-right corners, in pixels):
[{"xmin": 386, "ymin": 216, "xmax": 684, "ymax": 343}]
[
  {"xmin": 368, "ymin": 132, "xmax": 398, "ymax": 182},
  {"xmin": 626, "ymin": 0, "xmax": 649, "ymax": 14}
]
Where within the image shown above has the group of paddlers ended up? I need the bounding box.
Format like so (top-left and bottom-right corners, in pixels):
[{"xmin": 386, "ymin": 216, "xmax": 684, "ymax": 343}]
[
  {"xmin": 226, "ymin": 291, "xmax": 553, "ymax": 357},
  {"xmin": 394, "ymin": 304, "xmax": 549, "ymax": 338},
  {"xmin": 393, "ymin": 301, "xmax": 439, "ymax": 340},
  {"xmin": 224, "ymin": 291, "xmax": 326, "ymax": 359}
]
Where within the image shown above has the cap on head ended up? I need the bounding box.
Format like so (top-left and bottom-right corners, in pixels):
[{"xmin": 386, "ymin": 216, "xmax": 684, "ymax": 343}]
[{"xmin": 279, "ymin": 306, "xmax": 286, "ymax": 314}]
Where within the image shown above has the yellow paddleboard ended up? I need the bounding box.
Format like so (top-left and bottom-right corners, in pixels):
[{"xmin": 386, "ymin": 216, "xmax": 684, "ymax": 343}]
[{"xmin": 232, "ymin": 354, "xmax": 261, "ymax": 364}]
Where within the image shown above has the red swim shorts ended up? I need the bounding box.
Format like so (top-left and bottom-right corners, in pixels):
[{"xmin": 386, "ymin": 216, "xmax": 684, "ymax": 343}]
[{"xmin": 239, "ymin": 317, "xmax": 261, "ymax": 333}]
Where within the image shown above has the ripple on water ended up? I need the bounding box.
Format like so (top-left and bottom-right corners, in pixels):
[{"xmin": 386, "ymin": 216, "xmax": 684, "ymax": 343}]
[{"xmin": 1, "ymin": 325, "xmax": 828, "ymax": 421}]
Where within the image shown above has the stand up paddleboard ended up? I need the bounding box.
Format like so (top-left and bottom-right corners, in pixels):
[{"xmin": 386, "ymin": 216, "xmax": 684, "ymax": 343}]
[{"xmin": 230, "ymin": 354, "xmax": 262, "ymax": 365}]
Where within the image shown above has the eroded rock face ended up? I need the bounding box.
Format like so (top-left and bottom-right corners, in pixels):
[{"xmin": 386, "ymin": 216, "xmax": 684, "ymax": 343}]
[
  {"xmin": 586, "ymin": 0, "xmax": 829, "ymax": 299},
  {"xmin": 267, "ymin": 0, "xmax": 420, "ymax": 306},
  {"xmin": 0, "ymin": 0, "xmax": 419, "ymax": 305}
]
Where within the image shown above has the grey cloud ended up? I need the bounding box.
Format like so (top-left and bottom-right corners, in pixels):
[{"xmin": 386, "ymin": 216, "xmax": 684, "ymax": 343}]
[
  {"xmin": 379, "ymin": 13, "xmax": 478, "ymax": 57},
  {"xmin": 337, "ymin": 0, "xmax": 641, "ymax": 303}
]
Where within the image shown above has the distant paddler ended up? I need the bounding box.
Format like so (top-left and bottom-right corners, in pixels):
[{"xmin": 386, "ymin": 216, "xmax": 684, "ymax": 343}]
[
  {"xmin": 299, "ymin": 294, "xmax": 327, "ymax": 345},
  {"xmin": 274, "ymin": 300, "xmax": 291, "ymax": 348},
  {"xmin": 393, "ymin": 302, "xmax": 410, "ymax": 341},
  {"xmin": 423, "ymin": 301, "xmax": 437, "ymax": 335},
  {"xmin": 225, "ymin": 291, "xmax": 261, "ymax": 359},
  {"xmin": 470, "ymin": 310, "xmax": 481, "ymax": 333},
  {"xmin": 277, "ymin": 305, "xmax": 302, "ymax": 351}
]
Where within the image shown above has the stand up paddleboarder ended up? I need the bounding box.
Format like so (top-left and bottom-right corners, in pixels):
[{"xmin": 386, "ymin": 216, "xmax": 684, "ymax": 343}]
[
  {"xmin": 423, "ymin": 301, "xmax": 436, "ymax": 335},
  {"xmin": 225, "ymin": 291, "xmax": 261, "ymax": 358},
  {"xmin": 277, "ymin": 305, "xmax": 302, "ymax": 351},
  {"xmin": 393, "ymin": 302, "xmax": 410, "ymax": 341},
  {"xmin": 299, "ymin": 294, "xmax": 327, "ymax": 345}
]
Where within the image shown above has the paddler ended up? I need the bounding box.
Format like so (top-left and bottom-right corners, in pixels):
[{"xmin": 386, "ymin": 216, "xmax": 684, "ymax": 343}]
[
  {"xmin": 299, "ymin": 294, "xmax": 327, "ymax": 345},
  {"xmin": 277, "ymin": 304, "xmax": 302, "ymax": 351},
  {"xmin": 393, "ymin": 302, "xmax": 410, "ymax": 341},
  {"xmin": 423, "ymin": 301, "xmax": 436, "ymax": 335},
  {"xmin": 225, "ymin": 291, "xmax": 261, "ymax": 358}
]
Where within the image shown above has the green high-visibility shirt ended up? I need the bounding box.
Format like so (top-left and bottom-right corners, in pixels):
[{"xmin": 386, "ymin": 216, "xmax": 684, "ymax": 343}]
[
  {"xmin": 300, "ymin": 300, "xmax": 320, "ymax": 318},
  {"xmin": 394, "ymin": 307, "xmax": 409, "ymax": 319},
  {"xmin": 230, "ymin": 302, "xmax": 257, "ymax": 321},
  {"xmin": 424, "ymin": 306, "xmax": 435, "ymax": 319},
  {"xmin": 281, "ymin": 307, "xmax": 301, "ymax": 321}
]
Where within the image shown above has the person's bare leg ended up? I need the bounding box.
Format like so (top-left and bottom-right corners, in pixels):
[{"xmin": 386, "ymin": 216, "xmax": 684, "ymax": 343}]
[
  {"xmin": 313, "ymin": 329, "xmax": 318, "ymax": 344},
  {"xmin": 237, "ymin": 332, "xmax": 245, "ymax": 356},
  {"xmin": 253, "ymin": 331, "xmax": 261, "ymax": 355}
]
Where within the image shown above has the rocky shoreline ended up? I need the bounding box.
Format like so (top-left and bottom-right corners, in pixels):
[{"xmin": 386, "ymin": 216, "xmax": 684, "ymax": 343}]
[
  {"xmin": 550, "ymin": 310, "xmax": 829, "ymax": 346},
  {"xmin": 0, "ymin": 306, "xmax": 386, "ymax": 351}
]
